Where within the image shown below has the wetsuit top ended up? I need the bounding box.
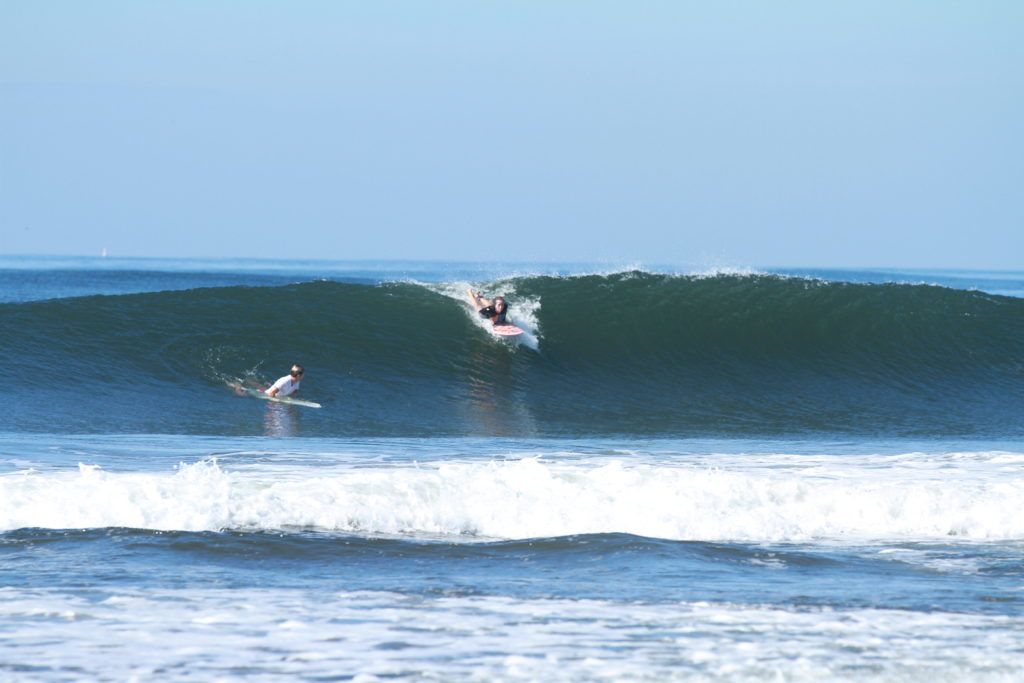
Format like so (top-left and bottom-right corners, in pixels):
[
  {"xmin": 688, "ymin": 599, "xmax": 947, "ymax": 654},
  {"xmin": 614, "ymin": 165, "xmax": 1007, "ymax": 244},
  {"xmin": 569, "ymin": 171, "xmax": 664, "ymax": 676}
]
[{"xmin": 479, "ymin": 305, "xmax": 508, "ymax": 324}]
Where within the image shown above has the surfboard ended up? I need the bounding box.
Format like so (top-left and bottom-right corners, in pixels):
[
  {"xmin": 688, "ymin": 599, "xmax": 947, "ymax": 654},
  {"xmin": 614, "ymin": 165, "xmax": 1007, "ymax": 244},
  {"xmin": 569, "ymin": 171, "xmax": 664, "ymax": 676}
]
[
  {"xmin": 244, "ymin": 388, "xmax": 321, "ymax": 409},
  {"xmin": 492, "ymin": 324, "xmax": 524, "ymax": 337}
]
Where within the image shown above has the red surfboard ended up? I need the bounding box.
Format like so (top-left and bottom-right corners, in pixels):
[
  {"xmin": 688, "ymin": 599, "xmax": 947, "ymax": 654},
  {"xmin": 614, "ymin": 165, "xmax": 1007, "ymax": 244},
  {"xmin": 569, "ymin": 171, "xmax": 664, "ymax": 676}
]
[{"xmin": 492, "ymin": 324, "xmax": 524, "ymax": 337}]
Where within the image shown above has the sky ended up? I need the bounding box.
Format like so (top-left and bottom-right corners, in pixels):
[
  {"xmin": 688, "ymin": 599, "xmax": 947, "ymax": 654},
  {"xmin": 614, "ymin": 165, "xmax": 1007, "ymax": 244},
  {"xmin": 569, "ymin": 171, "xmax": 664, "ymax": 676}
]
[{"xmin": 1, "ymin": 1, "xmax": 1022, "ymax": 269}]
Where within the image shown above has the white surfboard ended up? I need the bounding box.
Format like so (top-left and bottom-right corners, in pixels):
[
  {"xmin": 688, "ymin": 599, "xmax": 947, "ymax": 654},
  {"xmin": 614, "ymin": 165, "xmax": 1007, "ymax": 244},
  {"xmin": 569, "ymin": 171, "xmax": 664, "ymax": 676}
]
[{"xmin": 245, "ymin": 388, "xmax": 321, "ymax": 409}]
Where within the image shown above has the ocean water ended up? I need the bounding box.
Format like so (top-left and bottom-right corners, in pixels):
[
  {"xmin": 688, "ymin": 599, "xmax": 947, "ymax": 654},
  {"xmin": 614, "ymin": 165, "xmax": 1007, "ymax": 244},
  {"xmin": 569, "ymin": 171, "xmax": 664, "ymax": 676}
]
[{"xmin": 1, "ymin": 256, "xmax": 1023, "ymax": 681}]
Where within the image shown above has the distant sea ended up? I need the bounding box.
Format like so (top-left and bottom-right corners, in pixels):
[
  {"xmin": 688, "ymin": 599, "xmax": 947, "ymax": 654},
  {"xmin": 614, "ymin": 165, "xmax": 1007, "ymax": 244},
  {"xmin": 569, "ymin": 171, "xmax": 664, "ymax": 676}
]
[{"xmin": 2, "ymin": 256, "xmax": 1023, "ymax": 681}]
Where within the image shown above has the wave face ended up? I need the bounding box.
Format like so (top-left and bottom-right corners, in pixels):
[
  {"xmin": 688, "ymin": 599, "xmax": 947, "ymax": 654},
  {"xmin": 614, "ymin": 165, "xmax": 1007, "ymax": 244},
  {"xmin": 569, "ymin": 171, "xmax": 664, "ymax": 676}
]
[{"xmin": 2, "ymin": 272, "xmax": 1022, "ymax": 438}]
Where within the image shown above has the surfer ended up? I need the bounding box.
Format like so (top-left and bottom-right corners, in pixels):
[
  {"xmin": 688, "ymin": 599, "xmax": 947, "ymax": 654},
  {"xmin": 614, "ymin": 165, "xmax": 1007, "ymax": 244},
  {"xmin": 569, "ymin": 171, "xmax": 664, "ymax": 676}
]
[
  {"xmin": 266, "ymin": 365, "xmax": 304, "ymax": 398},
  {"xmin": 467, "ymin": 289, "xmax": 509, "ymax": 325}
]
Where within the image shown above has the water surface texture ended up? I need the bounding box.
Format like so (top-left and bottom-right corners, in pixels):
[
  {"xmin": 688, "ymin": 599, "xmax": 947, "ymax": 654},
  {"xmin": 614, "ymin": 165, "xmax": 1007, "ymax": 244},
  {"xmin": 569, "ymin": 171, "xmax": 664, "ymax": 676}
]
[{"xmin": 2, "ymin": 258, "xmax": 1023, "ymax": 681}]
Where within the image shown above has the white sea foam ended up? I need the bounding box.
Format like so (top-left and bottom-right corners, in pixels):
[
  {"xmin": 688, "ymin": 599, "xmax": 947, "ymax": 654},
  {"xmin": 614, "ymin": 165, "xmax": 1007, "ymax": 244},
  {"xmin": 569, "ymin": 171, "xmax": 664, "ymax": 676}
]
[
  {"xmin": 5, "ymin": 454, "xmax": 1024, "ymax": 542},
  {"xmin": 1, "ymin": 586, "xmax": 1023, "ymax": 681},
  {"xmin": 686, "ymin": 265, "xmax": 766, "ymax": 279}
]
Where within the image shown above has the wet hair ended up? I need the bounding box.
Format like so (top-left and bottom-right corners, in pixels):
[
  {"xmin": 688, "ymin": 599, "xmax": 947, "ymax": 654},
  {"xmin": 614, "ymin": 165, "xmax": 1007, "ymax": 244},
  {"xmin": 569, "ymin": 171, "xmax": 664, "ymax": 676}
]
[
  {"xmin": 494, "ymin": 297, "xmax": 506, "ymax": 309},
  {"xmin": 291, "ymin": 364, "xmax": 305, "ymax": 377}
]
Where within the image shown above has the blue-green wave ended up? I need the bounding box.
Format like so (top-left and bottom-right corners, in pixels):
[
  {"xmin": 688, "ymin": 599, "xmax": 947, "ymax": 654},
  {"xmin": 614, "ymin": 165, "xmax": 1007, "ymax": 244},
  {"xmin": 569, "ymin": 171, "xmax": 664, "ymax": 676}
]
[{"xmin": 3, "ymin": 272, "xmax": 1021, "ymax": 438}]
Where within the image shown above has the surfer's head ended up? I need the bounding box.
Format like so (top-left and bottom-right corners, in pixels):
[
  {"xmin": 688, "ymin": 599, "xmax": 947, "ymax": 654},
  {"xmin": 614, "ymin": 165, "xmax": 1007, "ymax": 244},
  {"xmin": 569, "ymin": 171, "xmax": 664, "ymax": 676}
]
[
  {"xmin": 494, "ymin": 297, "xmax": 506, "ymax": 312},
  {"xmin": 290, "ymin": 365, "xmax": 305, "ymax": 378}
]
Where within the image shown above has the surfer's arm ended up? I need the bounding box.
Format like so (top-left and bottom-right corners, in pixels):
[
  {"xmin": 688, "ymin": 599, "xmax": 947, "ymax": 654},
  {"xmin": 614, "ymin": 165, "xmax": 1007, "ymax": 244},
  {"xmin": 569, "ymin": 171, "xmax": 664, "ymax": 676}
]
[
  {"xmin": 466, "ymin": 288, "xmax": 491, "ymax": 311},
  {"xmin": 265, "ymin": 376, "xmax": 286, "ymax": 397}
]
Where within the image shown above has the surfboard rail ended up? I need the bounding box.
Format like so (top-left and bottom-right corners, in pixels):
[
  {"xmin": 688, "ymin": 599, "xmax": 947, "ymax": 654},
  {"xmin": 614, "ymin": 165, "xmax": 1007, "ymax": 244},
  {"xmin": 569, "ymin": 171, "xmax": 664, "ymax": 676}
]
[{"xmin": 243, "ymin": 388, "xmax": 322, "ymax": 409}]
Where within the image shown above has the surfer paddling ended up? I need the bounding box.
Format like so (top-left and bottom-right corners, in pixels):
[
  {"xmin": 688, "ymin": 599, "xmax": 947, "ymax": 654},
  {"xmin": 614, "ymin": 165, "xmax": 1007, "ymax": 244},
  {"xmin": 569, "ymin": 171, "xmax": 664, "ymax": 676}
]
[
  {"xmin": 467, "ymin": 289, "xmax": 510, "ymax": 325},
  {"xmin": 266, "ymin": 365, "xmax": 305, "ymax": 398}
]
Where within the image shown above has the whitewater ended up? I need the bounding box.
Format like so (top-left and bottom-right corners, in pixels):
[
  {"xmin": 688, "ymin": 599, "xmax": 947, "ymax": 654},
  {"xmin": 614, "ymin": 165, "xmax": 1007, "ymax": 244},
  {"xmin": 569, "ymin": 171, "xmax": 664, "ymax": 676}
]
[
  {"xmin": 2, "ymin": 257, "xmax": 1024, "ymax": 681},
  {"xmin": 7, "ymin": 448, "xmax": 1024, "ymax": 542}
]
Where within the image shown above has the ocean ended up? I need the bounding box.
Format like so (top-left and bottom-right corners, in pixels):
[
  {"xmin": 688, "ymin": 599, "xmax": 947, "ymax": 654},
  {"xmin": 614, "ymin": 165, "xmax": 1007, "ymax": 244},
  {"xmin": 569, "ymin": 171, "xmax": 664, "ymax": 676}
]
[{"xmin": 1, "ymin": 256, "xmax": 1023, "ymax": 681}]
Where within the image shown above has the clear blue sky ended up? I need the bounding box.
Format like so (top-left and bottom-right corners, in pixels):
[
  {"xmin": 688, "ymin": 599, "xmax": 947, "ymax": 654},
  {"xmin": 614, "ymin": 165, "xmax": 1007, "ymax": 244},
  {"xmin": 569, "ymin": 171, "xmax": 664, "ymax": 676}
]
[{"xmin": 1, "ymin": 1, "xmax": 1021, "ymax": 268}]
